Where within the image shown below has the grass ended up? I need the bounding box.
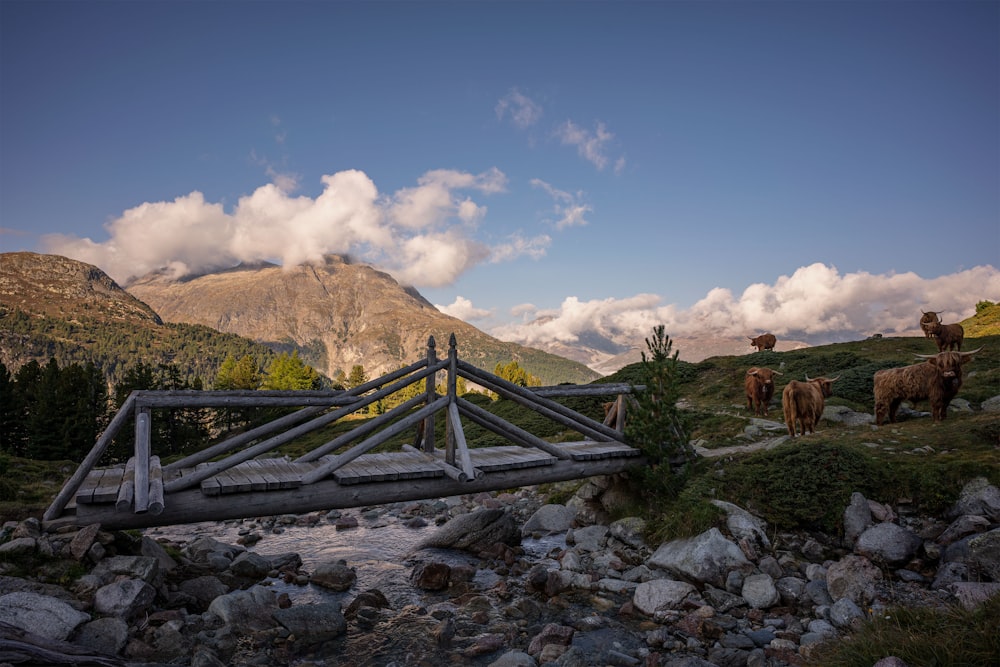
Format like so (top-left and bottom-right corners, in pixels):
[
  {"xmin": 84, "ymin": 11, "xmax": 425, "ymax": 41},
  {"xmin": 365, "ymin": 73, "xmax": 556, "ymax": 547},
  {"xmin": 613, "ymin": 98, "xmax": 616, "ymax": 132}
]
[{"xmin": 805, "ymin": 594, "xmax": 1000, "ymax": 666}]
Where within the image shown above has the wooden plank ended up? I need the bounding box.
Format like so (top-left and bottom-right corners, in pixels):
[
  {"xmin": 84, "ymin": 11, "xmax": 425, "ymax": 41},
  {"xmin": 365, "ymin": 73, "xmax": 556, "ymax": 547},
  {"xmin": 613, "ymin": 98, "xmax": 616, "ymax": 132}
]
[
  {"xmin": 560, "ymin": 440, "xmax": 642, "ymax": 461},
  {"xmin": 75, "ymin": 469, "xmax": 104, "ymax": 505},
  {"xmin": 239, "ymin": 460, "xmax": 270, "ymax": 492},
  {"xmin": 92, "ymin": 467, "xmax": 124, "ymax": 504},
  {"xmin": 469, "ymin": 446, "xmax": 557, "ymax": 471},
  {"xmin": 267, "ymin": 460, "xmax": 305, "ymax": 489}
]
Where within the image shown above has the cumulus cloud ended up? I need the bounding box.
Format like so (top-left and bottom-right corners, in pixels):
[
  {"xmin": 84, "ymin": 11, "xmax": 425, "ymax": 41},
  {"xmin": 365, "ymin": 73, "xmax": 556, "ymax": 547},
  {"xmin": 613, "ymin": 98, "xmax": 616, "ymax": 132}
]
[
  {"xmin": 555, "ymin": 120, "xmax": 621, "ymax": 171},
  {"xmin": 530, "ymin": 179, "xmax": 591, "ymax": 230},
  {"xmin": 491, "ymin": 263, "xmax": 1000, "ymax": 348},
  {"xmin": 496, "ymin": 89, "xmax": 543, "ymax": 129},
  {"xmin": 435, "ymin": 296, "xmax": 492, "ymax": 321},
  {"xmin": 41, "ymin": 168, "xmax": 529, "ymax": 288}
]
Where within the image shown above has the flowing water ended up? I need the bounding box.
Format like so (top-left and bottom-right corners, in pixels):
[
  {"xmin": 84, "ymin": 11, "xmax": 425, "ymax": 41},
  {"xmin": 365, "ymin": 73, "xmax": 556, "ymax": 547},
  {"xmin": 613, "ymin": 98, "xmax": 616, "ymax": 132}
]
[{"xmin": 145, "ymin": 506, "xmax": 565, "ymax": 609}]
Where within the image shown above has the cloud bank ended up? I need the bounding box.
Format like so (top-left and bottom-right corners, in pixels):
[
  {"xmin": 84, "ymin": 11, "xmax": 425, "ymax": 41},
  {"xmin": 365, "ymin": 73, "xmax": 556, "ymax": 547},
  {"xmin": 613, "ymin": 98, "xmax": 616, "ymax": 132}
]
[
  {"xmin": 490, "ymin": 263, "xmax": 1000, "ymax": 348},
  {"xmin": 42, "ymin": 168, "xmax": 548, "ymax": 288}
]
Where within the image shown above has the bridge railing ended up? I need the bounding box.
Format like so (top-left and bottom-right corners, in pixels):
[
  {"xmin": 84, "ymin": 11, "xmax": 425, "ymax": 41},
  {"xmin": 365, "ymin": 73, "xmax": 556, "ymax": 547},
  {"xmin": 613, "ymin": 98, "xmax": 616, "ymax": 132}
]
[{"xmin": 44, "ymin": 334, "xmax": 640, "ymax": 521}]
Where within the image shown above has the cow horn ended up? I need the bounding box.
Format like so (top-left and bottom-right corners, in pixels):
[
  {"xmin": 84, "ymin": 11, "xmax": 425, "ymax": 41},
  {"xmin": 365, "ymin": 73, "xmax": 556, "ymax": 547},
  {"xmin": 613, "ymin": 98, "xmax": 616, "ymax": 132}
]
[
  {"xmin": 773, "ymin": 371, "xmax": 783, "ymax": 376},
  {"xmin": 804, "ymin": 374, "xmax": 811, "ymax": 381},
  {"xmin": 830, "ymin": 375, "xmax": 840, "ymax": 382},
  {"xmin": 914, "ymin": 353, "xmax": 936, "ymax": 359},
  {"xmin": 963, "ymin": 346, "xmax": 984, "ymax": 355}
]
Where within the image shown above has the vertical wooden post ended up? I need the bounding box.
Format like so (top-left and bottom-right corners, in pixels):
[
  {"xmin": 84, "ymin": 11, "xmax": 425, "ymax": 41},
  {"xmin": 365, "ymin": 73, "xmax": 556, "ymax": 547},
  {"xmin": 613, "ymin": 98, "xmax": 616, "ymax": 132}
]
[
  {"xmin": 134, "ymin": 406, "xmax": 151, "ymax": 513},
  {"xmin": 445, "ymin": 334, "xmax": 458, "ymax": 465},
  {"xmin": 423, "ymin": 336, "xmax": 436, "ymax": 453}
]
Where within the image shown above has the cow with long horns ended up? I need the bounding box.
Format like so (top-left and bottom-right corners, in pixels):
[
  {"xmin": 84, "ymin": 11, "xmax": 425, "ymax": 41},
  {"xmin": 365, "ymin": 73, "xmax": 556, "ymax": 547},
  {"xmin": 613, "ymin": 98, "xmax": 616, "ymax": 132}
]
[
  {"xmin": 874, "ymin": 349, "xmax": 982, "ymax": 425},
  {"xmin": 782, "ymin": 375, "xmax": 839, "ymax": 437},
  {"xmin": 919, "ymin": 311, "xmax": 940, "ymax": 339}
]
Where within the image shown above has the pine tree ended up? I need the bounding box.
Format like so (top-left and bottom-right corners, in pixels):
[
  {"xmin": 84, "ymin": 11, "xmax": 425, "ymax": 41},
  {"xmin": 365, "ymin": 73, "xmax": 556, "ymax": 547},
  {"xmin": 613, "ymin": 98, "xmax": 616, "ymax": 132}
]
[{"xmin": 262, "ymin": 351, "xmax": 321, "ymax": 390}]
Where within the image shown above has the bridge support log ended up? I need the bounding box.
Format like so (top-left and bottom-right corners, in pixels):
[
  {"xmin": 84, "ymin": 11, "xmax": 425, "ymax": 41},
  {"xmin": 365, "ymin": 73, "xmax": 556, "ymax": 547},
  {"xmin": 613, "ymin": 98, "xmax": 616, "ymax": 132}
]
[{"xmin": 69, "ymin": 455, "xmax": 643, "ymax": 530}]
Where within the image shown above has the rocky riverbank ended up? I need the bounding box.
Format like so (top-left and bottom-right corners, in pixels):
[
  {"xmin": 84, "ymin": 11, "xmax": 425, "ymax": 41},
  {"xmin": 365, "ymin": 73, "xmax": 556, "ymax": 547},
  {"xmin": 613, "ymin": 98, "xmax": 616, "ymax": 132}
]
[{"xmin": 1, "ymin": 476, "xmax": 998, "ymax": 667}]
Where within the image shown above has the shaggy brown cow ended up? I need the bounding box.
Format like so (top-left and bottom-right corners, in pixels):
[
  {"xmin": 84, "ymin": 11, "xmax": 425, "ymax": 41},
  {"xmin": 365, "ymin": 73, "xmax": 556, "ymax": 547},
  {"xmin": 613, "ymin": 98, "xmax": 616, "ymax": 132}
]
[
  {"xmin": 748, "ymin": 333, "xmax": 777, "ymax": 352},
  {"xmin": 781, "ymin": 375, "xmax": 839, "ymax": 437},
  {"xmin": 925, "ymin": 320, "xmax": 965, "ymax": 352},
  {"xmin": 745, "ymin": 366, "xmax": 782, "ymax": 417},
  {"xmin": 874, "ymin": 348, "xmax": 982, "ymax": 425},
  {"xmin": 919, "ymin": 311, "xmax": 941, "ymax": 339}
]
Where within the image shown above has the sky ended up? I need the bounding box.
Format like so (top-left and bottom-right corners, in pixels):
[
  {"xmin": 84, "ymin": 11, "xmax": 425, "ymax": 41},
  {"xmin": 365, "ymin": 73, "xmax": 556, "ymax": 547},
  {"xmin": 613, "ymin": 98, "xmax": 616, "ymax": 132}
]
[{"xmin": 2, "ymin": 0, "xmax": 998, "ymax": 355}]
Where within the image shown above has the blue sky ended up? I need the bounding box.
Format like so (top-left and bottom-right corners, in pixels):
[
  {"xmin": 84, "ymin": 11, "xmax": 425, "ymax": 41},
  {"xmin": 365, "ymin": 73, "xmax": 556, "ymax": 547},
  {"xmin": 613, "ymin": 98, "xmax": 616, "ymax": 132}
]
[{"xmin": 2, "ymin": 0, "xmax": 998, "ymax": 353}]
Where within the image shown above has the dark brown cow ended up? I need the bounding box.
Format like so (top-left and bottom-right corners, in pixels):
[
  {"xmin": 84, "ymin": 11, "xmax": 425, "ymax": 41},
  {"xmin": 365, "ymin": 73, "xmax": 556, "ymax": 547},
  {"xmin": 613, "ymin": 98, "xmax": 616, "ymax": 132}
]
[
  {"xmin": 748, "ymin": 333, "xmax": 777, "ymax": 352},
  {"xmin": 781, "ymin": 375, "xmax": 838, "ymax": 437},
  {"xmin": 874, "ymin": 348, "xmax": 982, "ymax": 425},
  {"xmin": 925, "ymin": 320, "xmax": 965, "ymax": 352},
  {"xmin": 919, "ymin": 311, "xmax": 941, "ymax": 339},
  {"xmin": 745, "ymin": 366, "xmax": 782, "ymax": 417}
]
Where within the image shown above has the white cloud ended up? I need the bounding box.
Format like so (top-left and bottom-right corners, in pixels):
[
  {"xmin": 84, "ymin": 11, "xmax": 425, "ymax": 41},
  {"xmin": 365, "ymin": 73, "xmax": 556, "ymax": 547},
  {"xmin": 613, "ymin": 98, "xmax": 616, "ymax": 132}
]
[
  {"xmin": 435, "ymin": 296, "xmax": 492, "ymax": 321},
  {"xmin": 490, "ymin": 264, "xmax": 1000, "ymax": 348},
  {"xmin": 530, "ymin": 179, "xmax": 591, "ymax": 230},
  {"xmin": 496, "ymin": 89, "xmax": 543, "ymax": 129},
  {"xmin": 41, "ymin": 168, "xmax": 511, "ymax": 287},
  {"xmin": 489, "ymin": 233, "xmax": 551, "ymax": 263},
  {"xmin": 555, "ymin": 119, "xmax": 618, "ymax": 171}
]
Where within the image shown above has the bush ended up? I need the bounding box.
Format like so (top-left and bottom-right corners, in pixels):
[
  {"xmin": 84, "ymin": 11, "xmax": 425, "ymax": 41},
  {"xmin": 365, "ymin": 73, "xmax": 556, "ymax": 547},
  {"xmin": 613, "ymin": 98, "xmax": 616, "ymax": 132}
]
[{"xmin": 719, "ymin": 442, "xmax": 886, "ymax": 532}]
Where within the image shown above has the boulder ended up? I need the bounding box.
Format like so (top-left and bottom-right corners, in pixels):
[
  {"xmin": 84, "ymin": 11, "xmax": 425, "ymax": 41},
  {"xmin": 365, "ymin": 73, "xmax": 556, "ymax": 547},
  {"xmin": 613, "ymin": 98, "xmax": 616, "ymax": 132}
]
[{"xmin": 647, "ymin": 528, "xmax": 751, "ymax": 588}]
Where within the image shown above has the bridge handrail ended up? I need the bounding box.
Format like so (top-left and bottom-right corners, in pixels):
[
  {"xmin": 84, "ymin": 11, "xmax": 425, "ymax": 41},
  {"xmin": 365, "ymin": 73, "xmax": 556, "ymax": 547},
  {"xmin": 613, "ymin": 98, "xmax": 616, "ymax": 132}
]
[{"xmin": 44, "ymin": 334, "xmax": 644, "ymax": 522}]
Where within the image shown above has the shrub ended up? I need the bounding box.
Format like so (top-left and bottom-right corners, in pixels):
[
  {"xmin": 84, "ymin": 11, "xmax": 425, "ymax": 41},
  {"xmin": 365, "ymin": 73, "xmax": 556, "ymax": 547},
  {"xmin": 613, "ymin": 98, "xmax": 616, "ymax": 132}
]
[{"xmin": 719, "ymin": 442, "xmax": 886, "ymax": 532}]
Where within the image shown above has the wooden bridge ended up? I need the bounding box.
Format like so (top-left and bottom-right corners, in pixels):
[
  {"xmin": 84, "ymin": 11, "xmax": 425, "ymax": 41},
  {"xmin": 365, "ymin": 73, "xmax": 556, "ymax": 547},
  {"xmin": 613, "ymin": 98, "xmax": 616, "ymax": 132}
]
[{"xmin": 43, "ymin": 335, "xmax": 643, "ymax": 530}]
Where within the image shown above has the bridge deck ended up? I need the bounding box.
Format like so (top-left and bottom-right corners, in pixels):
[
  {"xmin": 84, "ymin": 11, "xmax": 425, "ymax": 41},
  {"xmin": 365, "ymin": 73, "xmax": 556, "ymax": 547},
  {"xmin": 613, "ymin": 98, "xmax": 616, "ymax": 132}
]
[{"xmin": 61, "ymin": 440, "xmax": 642, "ymax": 530}]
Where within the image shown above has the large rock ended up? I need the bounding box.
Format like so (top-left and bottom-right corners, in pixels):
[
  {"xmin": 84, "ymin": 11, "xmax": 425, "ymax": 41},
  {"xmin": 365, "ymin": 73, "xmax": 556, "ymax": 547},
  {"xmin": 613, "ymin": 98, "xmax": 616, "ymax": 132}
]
[
  {"xmin": 415, "ymin": 508, "xmax": 520, "ymax": 553},
  {"xmin": 207, "ymin": 585, "xmax": 278, "ymax": 631},
  {"xmin": 947, "ymin": 477, "xmax": 1000, "ymax": 522},
  {"xmin": 855, "ymin": 522, "xmax": 922, "ymax": 566},
  {"xmin": 968, "ymin": 528, "xmax": 1000, "ymax": 581},
  {"xmin": 272, "ymin": 602, "xmax": 347, "ymax": 646},
  {"xmin": 842, "ymin": 492, "xmax": 872, "ymax": 548},
  {"xmin": 647, "ymin": 528, "xmax": 751, "ymax": 588},
  {"xmin": 0, "ymin": 591, "xmax": 90, "ymax": 641},
  {"xmin": 94, "ymin": 578, "xmax": 156, "ymax": 619},
  {"xmin": 826, "ymin": 554, "xmax": 882, "ymax": 605},
  {"xmin": 522, "ymin": 504, "xmax": 576, "ymax": 536},
  {"xmin": 710, "ymin": 501, "xmax": 771, "ymax": 553},
  {"xmin": 312, "ymin": 559, "xmax": 357, "ymax": 591},
  {"xmin": 633, "ymin": 579, "xmax": 698, "ymax": 616}
]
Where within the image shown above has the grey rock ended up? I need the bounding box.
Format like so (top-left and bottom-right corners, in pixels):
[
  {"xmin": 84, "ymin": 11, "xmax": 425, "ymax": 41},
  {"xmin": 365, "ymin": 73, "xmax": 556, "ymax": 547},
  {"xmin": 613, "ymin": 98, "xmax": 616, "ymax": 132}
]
[
  {"xmin": 522, "ymin": 504, "xmax": 576, "ymax": 535},
  {"xmin": 937, "ymin": 515, "xmax": 991, "ymax": 546},
  {"xmin": 272, "ymin": 602, "xmax": 347, "ymax": 644},
  {"xmin": 843, "ymin": 492, "xmax": 871, "ymax": 548},
  {"xmin": 968, "ymin": 528, "xmax": 1000, "ymax": 581},
  {"xmin": 633, "ymin": 578, "xmax": 698, "ymax": 615},
  {"xmin": 229, "ymin": 550, "xmax": 271, "ymax": 579},
  {"xmin": 0, "ymin": 537, "xmax": 36, "ymax": 557},
  {"xmin": 741, "ymin": 573, "xmax": 779, "ymax": 609},
  {"xmin": 488, "ymin": 650, "xmax": 538, "ymax": 667},
  {"xmin": 178, "ymin": 575, "xmax": 229, "ymax": 608},
  {"xmin": 608, "ymin": 516, "xmax": 647, "ymax": 548},
  {"xmin": 94, "ymin": 578, "xmax": 156, "ymax": 619},
  {"xmin": 947, "ymin": 477, "xmax": 1000, "ymax": 522},
  {"xmin": 0, "ymin": 591, "xmax": 90, "ymax": 641},
  {"xmin": 826, "ymin": 554, "xmax": 882, "ymax": 605},
  {"xmin": 648, "ymin": 528, "xmax": 751, "ymax": 588},
  {"xmin": 829, "ymin": 597, "xmax": 865, "ymax": 629},
  {"xmin": 73, "ymin": 615, "xmax": 129, "ymax": 655},
  {"xmin": 415, "ymin": 508, "xmax": 520, "ymax": 552},
  {"xmin": 566, "ymin": 524, "xmax": 608, "ymax": 552},
  {"xmin": 855, "ymin": 522, "xmax": 922, "ymax": 566},
  {"xmin": 710, "ymin": 500, "xmax": 771, "ymax": 552},
  {"xmin": 312, "ymin": 559, "xmax": 357, "ymax": 591},
  {"xmin": 207, "ymin": 585, "xmax": 278, "ymax": 631}
]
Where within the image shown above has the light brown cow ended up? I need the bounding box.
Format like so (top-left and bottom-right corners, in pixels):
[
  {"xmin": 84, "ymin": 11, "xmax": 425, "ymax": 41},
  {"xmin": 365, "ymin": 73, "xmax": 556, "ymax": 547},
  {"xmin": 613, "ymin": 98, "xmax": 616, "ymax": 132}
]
[
  {"xmin": 748, "ymin": 333, "xmax": 777, "ymax": 352},
  {"xmin": 874, "ymin": 348, "xmax": 982, "ymax": 425},
  {"xmin": 781, "ymin": 375, "xmax": 839, "ymax": 437},
  {"xmin": 745, "ymin": 367, "xmax": 782, "ymax": 417}
]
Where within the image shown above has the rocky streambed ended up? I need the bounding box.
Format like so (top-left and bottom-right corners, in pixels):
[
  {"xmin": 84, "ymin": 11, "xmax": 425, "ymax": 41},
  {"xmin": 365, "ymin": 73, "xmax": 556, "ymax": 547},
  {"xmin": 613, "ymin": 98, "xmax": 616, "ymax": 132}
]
[{"xmin": 1, "ymin": 475, "xmax": 999, "ymax": 667}]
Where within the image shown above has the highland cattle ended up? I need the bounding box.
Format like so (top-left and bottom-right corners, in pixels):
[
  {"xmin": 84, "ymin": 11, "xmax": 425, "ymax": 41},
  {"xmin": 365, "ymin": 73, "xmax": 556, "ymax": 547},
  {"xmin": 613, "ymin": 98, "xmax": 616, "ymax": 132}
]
[
  {"xmin": 745, "ymin": 366, "xmax": 782, "ymax": 417},
  {"xmin": 926, "ymin": 321, "xmax": 965, "ymax": 353},
  {"xmin": 873, "ymin": 348, "xmax": 982, "ymax": 425},
  {"xmin": 919, "ymin": 311, "xmax": 940, "ymax": 339},
  {"xmin": 781, "ymin": 375, "xmax": 838, "ymax": 437},
  {"xmin": 748, "ymin": 333, "xmax": 777, "ymax": 352}
]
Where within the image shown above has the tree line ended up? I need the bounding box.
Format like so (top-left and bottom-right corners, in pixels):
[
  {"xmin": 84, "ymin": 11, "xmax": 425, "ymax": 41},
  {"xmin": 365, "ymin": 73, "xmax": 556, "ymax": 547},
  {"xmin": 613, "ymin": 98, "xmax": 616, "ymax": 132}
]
[{"xmin": 0, "ymin": 352, "xmax": 544, "ymax": 464}]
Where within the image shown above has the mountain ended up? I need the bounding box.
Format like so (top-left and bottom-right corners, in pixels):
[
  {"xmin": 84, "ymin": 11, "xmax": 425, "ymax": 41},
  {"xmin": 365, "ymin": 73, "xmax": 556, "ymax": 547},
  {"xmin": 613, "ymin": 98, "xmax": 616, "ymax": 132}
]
[
  {"xmin": 0, "ymin": 252, "xmax": 282, "ymax": 384},
  {"xmin": 124, "ymin": 254, "xmax": 599, "ymax": 385},
  {"xmin": 525, "ymin": 331, "xmax": 811, "ymax": 375}
]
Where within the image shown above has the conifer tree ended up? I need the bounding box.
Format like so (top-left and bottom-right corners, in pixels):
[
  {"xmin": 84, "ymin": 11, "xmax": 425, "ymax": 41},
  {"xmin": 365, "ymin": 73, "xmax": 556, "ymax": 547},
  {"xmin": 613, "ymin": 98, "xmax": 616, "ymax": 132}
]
[{"xmin": 262, "ymin": 351, "xmax": 321, "ymax": 390}]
